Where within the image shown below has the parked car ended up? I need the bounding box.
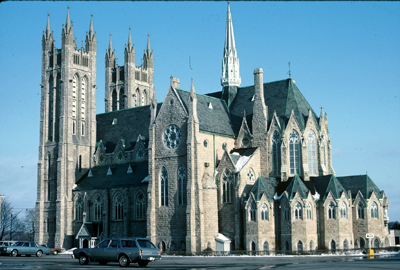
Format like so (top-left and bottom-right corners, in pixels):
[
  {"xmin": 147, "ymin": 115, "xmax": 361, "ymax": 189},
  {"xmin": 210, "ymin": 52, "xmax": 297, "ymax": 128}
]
[
  {"xmin": 72, "ymin": 238, "xmax": 161, "ymax": 267},
  {"xmin": 40, "ymin": 244, "xmax": 64, "ymax": 255},
  {"xmin": 0, "ymin": 241, "xmax": 50, "ymax": 257},
  {"xmin": 0, "ymin": 241, "xmax": 15, "ymax": 247}
]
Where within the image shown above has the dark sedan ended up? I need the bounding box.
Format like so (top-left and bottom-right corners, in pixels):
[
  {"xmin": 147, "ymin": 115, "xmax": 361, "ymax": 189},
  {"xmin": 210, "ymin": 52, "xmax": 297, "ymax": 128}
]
[{"xmin": 72, "ymin": 238, "xmax": 161, "ymax": 267}]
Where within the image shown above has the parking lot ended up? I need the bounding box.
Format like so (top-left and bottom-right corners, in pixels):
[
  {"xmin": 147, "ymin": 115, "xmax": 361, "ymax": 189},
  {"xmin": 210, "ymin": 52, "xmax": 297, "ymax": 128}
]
[{"xmin": 0, "ymin": 253, "xmax": 399, "ymax": 269}]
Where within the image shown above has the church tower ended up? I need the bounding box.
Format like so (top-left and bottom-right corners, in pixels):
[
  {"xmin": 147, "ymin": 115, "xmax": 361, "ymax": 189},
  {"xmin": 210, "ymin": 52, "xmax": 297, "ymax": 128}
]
[
  {"xmin": 104, "ymin": 30, "xmax": 154, "ymax": 112},
  {"xmin": 36, "ymin": 8, "xmax": 97, "ymax": 249},
  {"xmin": 221, "ymin": 2, "xmax": 241, "ymax": 107}
]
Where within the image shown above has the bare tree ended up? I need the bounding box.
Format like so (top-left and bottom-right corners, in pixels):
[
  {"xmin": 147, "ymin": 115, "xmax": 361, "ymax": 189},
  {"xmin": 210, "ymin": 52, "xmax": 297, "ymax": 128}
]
[
  {"xmin": 0, "ymin": 197, "xmax": 13, "ymax": 240},
  {"xmin": 23, "ymin": 208, "xmax": 36, "ymax": 241}
]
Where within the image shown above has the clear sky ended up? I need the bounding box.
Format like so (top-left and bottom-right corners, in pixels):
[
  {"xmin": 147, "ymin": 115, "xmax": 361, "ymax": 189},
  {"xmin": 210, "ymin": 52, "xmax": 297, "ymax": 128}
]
[{"xmin": 0, "ymin": 1, "xmax": 399, "ymax": 222}]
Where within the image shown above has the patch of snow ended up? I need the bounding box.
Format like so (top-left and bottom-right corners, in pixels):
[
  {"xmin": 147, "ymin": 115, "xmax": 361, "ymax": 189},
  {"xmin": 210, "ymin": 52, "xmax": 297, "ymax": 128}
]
[
  {"xmin": 274, "ymin": 192, "xmax": 283, "ymax": 200},
  {"xmin": 235, "ymin": 156, "xmax": 251, "ymax": 172},
  {"xmin": 61, "ymin": 248, "xmax": 76, "ymax": 255},
  {"xmin": 313, "ymin": 191, "xmax": 320, "ymax": 201}
]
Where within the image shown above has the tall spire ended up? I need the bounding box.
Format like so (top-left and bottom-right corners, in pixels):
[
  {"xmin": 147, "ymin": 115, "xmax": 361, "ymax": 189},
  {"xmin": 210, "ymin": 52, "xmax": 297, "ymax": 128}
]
[
  {"xmin": 89, "ymin": 14, "xmax": 94, "ymax": 35},
  {"xmin": 224, "ymin": 2, "xmax": 237, "ymax": 59},
  {"xmin": 46, "ymin": 13, "xmax": 51, "ymax": 36},
  {"xmin": 221, "ymin": 2, "xmax": 241, "ymax": 107},
  {"xmin": 66, "ymin": 6, "xmax": 70, "ymax": 29}
]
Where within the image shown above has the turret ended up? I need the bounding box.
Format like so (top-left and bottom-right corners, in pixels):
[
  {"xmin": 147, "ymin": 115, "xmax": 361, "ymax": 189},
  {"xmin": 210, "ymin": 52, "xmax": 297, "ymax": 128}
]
[
  {"xmin": 105, "ymin": 33, "xmax": 115, "ymax": 68},
  {"xmin": 85, "ymin": 14, "xmax": 96, "ymax": 52},
  {"xmin": 62, "ymin": 7, "xmax": 74, "ymax": 45},
  {"xmin": 143, "ymin": 34, "xmax": 153, "ymax": 69},
  {"xmin": 124, "ymin": 27, "xmax": 135, "ymax": 63}
]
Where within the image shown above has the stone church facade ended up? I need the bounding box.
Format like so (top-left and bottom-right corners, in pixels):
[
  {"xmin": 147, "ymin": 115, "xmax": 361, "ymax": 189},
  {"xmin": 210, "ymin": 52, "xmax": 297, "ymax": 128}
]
[{"xmin": 36, "ymin": 4, "xmax": 391, "ymax": 253}]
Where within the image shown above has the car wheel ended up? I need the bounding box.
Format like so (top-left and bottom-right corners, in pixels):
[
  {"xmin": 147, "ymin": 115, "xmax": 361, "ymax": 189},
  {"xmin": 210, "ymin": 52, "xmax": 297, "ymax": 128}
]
[
  {"xmin": 138, "ymin": 260, "xmax": 149, "ymax": 267},
  {"xmin": 36, "ymin": 250, "xmax": 43, "ymax": 257},
  {"xmin": 10, "ymin": 250, "xmax": 18, "ymax": 257},
  {"xmin": 53, "ymin": 250, "xmax": 58, "ymax": 255},
  {"xmin": 118, "ymin": 254, "xmax": 130, "ymax": 267},
  {"xmin": 98, "ymin": 261, "xmax": 107, "ymax": 265},
  {"xmin": 79, "ymin": 254, "xmax": 89, "ymax": 265}
]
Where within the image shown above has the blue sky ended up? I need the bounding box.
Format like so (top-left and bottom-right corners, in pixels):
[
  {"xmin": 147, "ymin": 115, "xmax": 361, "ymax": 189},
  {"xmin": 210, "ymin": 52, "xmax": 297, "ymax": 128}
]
[{"xmin": 0, "ymin": 1, "xmax": 399, "ymax": 222}]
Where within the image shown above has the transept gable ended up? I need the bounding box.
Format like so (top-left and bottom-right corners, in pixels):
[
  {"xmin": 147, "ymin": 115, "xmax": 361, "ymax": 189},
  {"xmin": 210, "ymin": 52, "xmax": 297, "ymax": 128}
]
[
  {"xmin": 216, "ymin": 150, "xmax": 237, "ymax": 178},
  {"xmin": 175, "ymin": 88, "xmax": 234, "ymax": 137},
  {"xmin": 312, "ymin": 174, "xmax": 349, "ymax": 201},
  {"xmin": 282, "ymin": 174, "xmax": 309, "ymax": 201},
  {"xmin": 236, "ymin": 111, "xmax": 253, "ymax": 148},
  {"xmin": 247, "ymin": 176, "xmax": 276, "ymax": 203},
  {"xmin": 156, "ymin": 86, "xmax": 188, "ymax": 125}
]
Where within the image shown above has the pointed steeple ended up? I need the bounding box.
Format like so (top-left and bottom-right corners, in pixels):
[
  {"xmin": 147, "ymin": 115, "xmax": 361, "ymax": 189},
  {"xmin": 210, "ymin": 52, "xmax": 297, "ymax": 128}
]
[
  {"xmin": 85, "ymin": 14, "xmax": 96, "ymax": 52},
  {"xmin": 221, "ymin": 2, "xmax": 241, "ymax": 108},
  {"xmin": 89, "ymin": 14, "xmax": 94, "ymax": 35},
  {"xmin": 46, "ymin": 13, "xmax": 51, "ymax": 37},
  {"xmin": 66, "ymin": 6, "xmax": 71, "ymax": 29},
  {"xmin": 124, "ymin": 28, "xmax": 135, "ymax": 63},
  {"xmin": 188, "ymin": 78, "xmax": 199, "ymax": 124},
  {"xmin": 106, "ymin": 33, "xmax": 115, "ymax": 68},
  {"xmin": 143, "ymin": 33, "xmax": 153, "ymax": 69}
]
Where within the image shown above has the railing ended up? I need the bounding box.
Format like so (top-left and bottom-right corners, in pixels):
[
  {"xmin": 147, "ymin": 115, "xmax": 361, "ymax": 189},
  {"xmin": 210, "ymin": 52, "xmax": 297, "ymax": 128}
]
[{"xmin": 160, "ymin": 246, "xmax": 400, "ymax": 257}]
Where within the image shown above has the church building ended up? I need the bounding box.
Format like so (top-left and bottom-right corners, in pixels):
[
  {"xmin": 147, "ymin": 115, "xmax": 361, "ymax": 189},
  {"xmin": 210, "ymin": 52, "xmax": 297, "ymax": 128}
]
[{"xmin": 35, "ymin": 4, "xmax": 391, "ymax": 253}]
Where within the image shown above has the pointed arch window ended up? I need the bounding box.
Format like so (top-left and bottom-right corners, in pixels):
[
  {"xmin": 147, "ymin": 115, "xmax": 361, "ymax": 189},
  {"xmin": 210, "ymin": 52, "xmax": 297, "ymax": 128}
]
[
  {"xmin": 135, "ymin": 191, "xmax": 146, "ymax": 219},
  {"xmin": 261, "ymin": 204, "xmax": 269, "ymax": 221},
  {"xmin": 358, "ymin": 202, "xmax": 365, "ymax": 219},
  {"xmin": 72, "ymin": 75, "xmax": 77, "ymax": 119},
  {"xmin": 250, "ymin": 202, "xmax": 256, "ymax": 221},
  {"xmin": 143, "ymin": 90, "xmax": 147, "ymax": 105},
  {"xmin": 160, "ymin": 167, "xmax": 168, "ymax": 206},
  {"xmin": 328, "ymin": 201, "xmax": 336, "ymax": 219},
  {"xmin": 321, "ymin": 133, "xmax": 327, "ymax": 166},
  {"xmin": 272, "ymin": 131, "xmax": 282, "ymax": 175},
  {"xmin": 48, "ymin": 75, "xmax": 54, "ymax": 141},
  {"xmin": 309, "ymin": 241, "xmax": 313, "ymax": 251},
  {"xmin": 112, "ymin": 89, "xmax": 118, "ymax": 111},
  {"xmin": 284, "ymin": 205, "xmax": 290, "ymax": 221},
  {"xmin": 263, "ymin": 241, "xmax": 269, "ymax": 252},
  {"xmin": 295, "ymin": 202, "xmax": 303, "ymax": 220},
  {"xmin": 222, "ymin": 169, "xmax": 234, "ymax": 203},
  {"xmin": 340, "ymin": 202, "xmax": 347, "ymax": 218},
  {"xmin": 177, "ymin": 165, "xmax": 187, "ymax": 205},
  {"xmin": 75, "ymin": 195, "xmax": 83, "ymax": 221},
  {"xmin": 306, "ymin": 202, "xmax": 312, "ymax": 219},
  {"xmin": 94, "ymin": 194, "xmax": 103, "ymax": 221},
  {"xmin": 297, "ymin": 241, "xmax": 303, "ymax": 252},
  {"xmin": 114, "ymin": 193, "xmax": 124, "ymax": 220},
  {"xmin": 289, "ymin": 130, "xmax": 301, "ymax": 174},
  {"xmin": 371, "ymin": 202, "xmax": 379, "ymax": 219},
  {"xmin": 343, "ymin": 239, "xmax": 349, "ymax": 250},
  {"xmin": 307, "ymin": 131, "xmax": 317, "ymax": 175},
  {"xmin": 119, "ymin": 88, "xmax": 125, "ymax": 109}
]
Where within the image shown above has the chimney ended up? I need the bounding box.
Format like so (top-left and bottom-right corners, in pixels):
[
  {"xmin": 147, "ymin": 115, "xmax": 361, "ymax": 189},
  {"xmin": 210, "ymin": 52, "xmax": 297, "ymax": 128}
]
[{"xmin": 170, "ymin": 76, "xmax": 180, "ymax": 89}]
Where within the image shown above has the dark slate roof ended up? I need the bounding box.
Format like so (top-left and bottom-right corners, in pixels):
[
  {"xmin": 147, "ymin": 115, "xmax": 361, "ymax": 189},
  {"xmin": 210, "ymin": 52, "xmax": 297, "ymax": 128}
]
[
  {"xmin": 213, "ymin": 79, "xmax": 320, "ymax": 135},
  {"xmin": 96, "ymin": 104, "xmax": 162, "ymax": 153},
  {"xmin": 75, "ymin": 161, "xmax": 148, "ymax": 191},
  {"xmin": 249, "ymin": 176, "xmax": 278, "ymax": 202},
  {"xmin": 277, "ymin": 174, "xmax": 310, "ymax": 200},
  {"xmin": 337, "ymin": 174, "xmax": 383, "ymax": 200},
  {"xmin": 311, "ymin": 174, "xmax": 350, "ymax": 200},
  {"xmin": 175, "ymin": 89, "xmax": 235, "ymax": 137}
]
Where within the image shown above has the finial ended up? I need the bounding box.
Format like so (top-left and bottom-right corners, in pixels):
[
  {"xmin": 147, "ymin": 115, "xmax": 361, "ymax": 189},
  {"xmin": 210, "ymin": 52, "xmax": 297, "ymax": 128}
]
[{"xmin": 288, "ymin": 62, "xmax": 291, "ymax": 79}]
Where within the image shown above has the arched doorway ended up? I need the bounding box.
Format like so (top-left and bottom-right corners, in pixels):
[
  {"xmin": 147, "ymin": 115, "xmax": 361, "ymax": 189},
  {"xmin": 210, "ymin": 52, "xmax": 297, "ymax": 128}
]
[
  {"xmin": 356, "ymin": 237, "xmax": 365, "ymax": 248},
  {"xmin": 330, "ymin": 240, "xmax": 336, "ymax": 251},
  {"xmin": 297, "ymin": 241, "xmax": 303, "ymax": 252},
  {"xmin": 373, "ymin": 238, "xmax": 380, "ymax": 248}
]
